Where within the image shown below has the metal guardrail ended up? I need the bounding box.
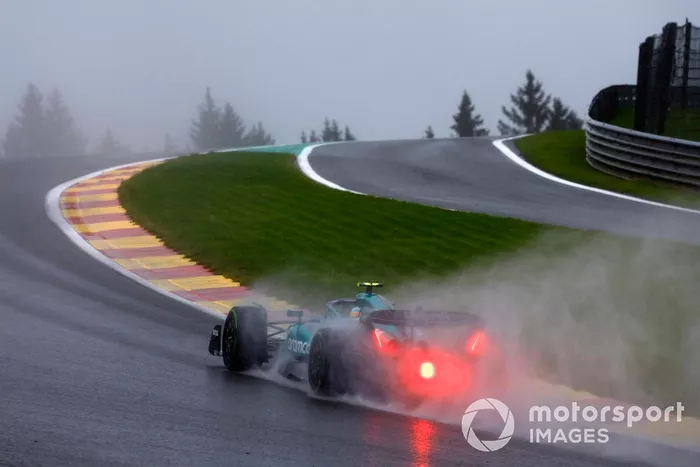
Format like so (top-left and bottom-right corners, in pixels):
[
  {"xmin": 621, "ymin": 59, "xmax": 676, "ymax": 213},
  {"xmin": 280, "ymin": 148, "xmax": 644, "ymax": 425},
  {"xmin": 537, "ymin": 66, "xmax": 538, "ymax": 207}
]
[
  {"xmin": 585, "ymin": 118, "xmax": 700, "ymax": 187},
  {"xmin": 584, "ymin": 20, "xmax": 700, "ymax": 187}
]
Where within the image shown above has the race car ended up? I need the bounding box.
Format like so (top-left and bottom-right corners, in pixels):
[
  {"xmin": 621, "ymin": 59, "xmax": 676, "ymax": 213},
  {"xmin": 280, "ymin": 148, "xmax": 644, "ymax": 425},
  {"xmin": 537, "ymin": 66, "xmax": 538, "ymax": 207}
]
[{"xmin": 207, "ymin": 282, "xmax": 503, "ymax": 407}]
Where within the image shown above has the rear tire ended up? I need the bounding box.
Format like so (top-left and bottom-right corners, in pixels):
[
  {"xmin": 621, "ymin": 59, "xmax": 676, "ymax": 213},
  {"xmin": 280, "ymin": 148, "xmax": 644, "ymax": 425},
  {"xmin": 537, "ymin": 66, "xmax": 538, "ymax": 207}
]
[
  {"xmin": 307, "ymin": 328, "xmax": 350, "ymax": 396},
  {"xmin": 222, "ymin": 305, "xmax": 268, "ymax": 372}
]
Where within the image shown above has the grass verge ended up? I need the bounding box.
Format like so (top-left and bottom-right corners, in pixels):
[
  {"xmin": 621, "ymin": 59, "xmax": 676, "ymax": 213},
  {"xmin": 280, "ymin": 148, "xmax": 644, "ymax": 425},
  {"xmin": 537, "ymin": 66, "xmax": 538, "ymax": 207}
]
[
  {"xmin": 514, "ymin": 129, "xmax": 700, "ymax": 207},
  {"xmin": 119, "ymin": 151, "xmax": 700, "ymax": 413},
  {"xmin": 611, "ymin": 107, "xmax": 700, "ymax": 142},
  {"xmin": 118, "ymin": 152, "xmax": 550, "ymax": 303}
]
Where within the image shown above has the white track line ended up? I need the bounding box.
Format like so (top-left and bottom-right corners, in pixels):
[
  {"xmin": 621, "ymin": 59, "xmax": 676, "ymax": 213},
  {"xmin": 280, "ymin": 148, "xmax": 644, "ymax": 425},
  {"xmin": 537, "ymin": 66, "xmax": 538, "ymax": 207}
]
[
  {"xmin": 45, "ymin": 156, "xmax": 226, "ymax": 320},
  {"xmin": 296, "ymin": 143, "xmax": 365, "ymax": 195},
  {"xmin": 493, "ymin": 135, "xmax": 700, "ymax": 215}
]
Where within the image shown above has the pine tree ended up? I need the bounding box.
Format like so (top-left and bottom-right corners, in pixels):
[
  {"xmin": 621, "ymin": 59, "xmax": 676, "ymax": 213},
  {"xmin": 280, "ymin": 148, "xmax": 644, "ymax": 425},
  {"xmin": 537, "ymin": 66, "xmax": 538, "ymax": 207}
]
[
  {"xmin": 451, "ymin": 91, "xmax": 489, "ymax": 137},
  {"xmin": 98, "ymin": 129, "xmax": 119, "ymax": 155},
  {"xmin": 190, "ymin": 86, "xmax": 221, "ymax": 150},
  {"xmin": 301, "ymin": 131, "xmax": 307, "ymax": 143},
  {"xmin": 319, "ymin": 118, "xmax": 345, "ymax": 141},
  {"xmin": 2, "ymin": 83, "xmax": 45, "ymax": 158},
  {"xmin": 218, "ymin": 102, "xmax": 246, "ymax": 148},
  {"xmin": 330, "ymin": 120, "xmax": 342, "ymax": 141},
  {"xmin": 498, "ymin": 70, "xmax": 551, "ymax": 136},
  {"xmin": 243, "ymin": 121, "xmax": 275, "ymax": 146},
  {"xmin": 307, "ymin": 118, "xmax": 356, "ymax": 142},
  {"xmin": 567, "ymin": 112, "xmax": 584, "ymax": 130},
  {"xmin": 44, "ymin": 89, "xmax": 86, "ymax": 157},
  {"xmin": 321, "ymin": 118, "xmax": 333, "ymax": 142},
  {"xmin": 343, "ymin": 125, "xmax": 356, "ymax": 141},
  {"xmin": 3, "ymin": 84, "xmax": 86, "ymax": 158},
  {"xmin": 547, "ymin": 97, "xmax": 584, "ymax": 131},
  {"xmin": 424, "ymin": 126, "xmax": 435, "ymax": 138}
]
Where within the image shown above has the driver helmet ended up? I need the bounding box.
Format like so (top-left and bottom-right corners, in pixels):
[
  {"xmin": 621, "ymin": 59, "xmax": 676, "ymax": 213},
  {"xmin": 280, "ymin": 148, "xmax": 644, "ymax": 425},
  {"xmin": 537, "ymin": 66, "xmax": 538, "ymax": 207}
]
[{"xmin": 350, "ymin": 306, "xmax": 361, "ymax": 318}]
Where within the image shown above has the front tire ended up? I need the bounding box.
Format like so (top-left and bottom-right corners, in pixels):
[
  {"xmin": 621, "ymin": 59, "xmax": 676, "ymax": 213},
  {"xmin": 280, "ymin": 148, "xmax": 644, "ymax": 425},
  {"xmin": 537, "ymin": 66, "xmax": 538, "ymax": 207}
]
[{"xmin": 222, "ymin": 305, "xmax": 268, "ymax": 372}]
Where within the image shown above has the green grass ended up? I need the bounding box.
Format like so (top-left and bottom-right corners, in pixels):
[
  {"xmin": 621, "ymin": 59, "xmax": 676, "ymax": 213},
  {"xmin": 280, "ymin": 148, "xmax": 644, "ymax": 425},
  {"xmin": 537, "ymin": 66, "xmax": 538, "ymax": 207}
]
[
  {"xmin": 119, "ymin": 151, "xmax": 700, "ymax": 413},
  {"xmin": 515, "ymin": 129, "xmax": 700, "ymax": 206},
  {"xmin": 118, "ymin": 152, "xmax": 551, "ymax": 304},
  {"xmin": 611, "ymin": 107, "xmax": 700, "ymax": 142}
]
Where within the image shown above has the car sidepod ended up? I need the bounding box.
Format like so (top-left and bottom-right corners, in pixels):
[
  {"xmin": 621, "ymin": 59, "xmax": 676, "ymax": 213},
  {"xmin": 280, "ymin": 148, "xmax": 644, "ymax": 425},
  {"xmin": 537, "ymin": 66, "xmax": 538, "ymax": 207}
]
[{"xmin": 285, "ymin": 323, "xmax": 313, "ymax": 359}]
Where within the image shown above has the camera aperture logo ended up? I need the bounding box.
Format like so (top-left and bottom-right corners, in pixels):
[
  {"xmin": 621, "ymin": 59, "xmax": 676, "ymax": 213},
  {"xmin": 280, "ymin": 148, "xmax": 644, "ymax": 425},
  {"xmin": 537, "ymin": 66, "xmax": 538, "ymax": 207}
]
[{"xmin": 461, "ymin": 398, "xmax": 515, "ymax": 452}]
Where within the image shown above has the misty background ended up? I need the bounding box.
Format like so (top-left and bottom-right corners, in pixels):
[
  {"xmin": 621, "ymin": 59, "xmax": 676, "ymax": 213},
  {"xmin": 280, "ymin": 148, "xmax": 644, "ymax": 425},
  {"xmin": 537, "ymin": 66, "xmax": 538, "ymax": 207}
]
[{"xmin": 1, "ymin": 0, "xmax": 696, "ymax": 152}]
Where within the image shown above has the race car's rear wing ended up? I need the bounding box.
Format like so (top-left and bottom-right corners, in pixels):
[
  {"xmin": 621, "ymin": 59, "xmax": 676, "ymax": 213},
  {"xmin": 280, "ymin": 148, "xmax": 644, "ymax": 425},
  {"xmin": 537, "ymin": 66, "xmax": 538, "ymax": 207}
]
[{"xmin": 363, "ymin": 308, "xmax": 485, "ymax": 329}]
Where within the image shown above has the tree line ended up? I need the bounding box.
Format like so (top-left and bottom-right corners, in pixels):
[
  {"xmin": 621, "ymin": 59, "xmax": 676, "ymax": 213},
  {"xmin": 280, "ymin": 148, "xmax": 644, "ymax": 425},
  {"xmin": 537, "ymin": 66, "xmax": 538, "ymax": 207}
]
[
  {"xmin": 0, "ymin": 84, "xmax": 281, "ymax": 158},
  {"xmin": 1, "ymin": 84, "xmax": 87, "ymax": 159},
  {"xmin": 1, "ymin": 69, "xmax": 582, "ymax": 159},
  {"xmin": 300, "ymin": 118, "xmax": 356, "ymax": 143},
  {"xmin": 189, "ymin": 86, "xmax": 275, "ymax": 151},
  {"xmin": 424, "ymin": 69, "xmax": 583, "ymax": 139},
  {"xmin": 294, "ymin": 69, "xmax": 582, "ymax": 142},
  {"xmin": 0, "ymin": 83, "xmax": 145, "ymax": 158}
]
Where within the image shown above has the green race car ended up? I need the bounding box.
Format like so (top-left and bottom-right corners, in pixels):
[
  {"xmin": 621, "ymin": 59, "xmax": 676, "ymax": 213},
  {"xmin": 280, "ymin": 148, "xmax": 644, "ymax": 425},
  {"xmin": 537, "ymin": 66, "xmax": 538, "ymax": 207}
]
[{"xmin": 207, "ymin": 282, "xmax": 503, "ymax": 407}]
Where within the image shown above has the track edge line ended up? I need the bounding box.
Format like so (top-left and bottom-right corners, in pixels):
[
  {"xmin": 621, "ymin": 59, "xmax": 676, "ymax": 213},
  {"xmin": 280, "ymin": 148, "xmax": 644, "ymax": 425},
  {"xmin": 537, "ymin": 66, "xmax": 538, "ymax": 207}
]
[
  {"xmin": 297, "ymin": 142, "xmax": 367, "ymax": 195},
  {"xmin": 492, "ymin": 135, "xmax": 700, "ymax": 215}
]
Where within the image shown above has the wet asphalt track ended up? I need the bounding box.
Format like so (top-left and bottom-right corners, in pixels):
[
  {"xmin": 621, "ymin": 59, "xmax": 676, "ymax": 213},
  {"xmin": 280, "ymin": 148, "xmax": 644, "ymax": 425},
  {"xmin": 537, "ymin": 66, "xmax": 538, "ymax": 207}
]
[
  {"xmin": 309, "ymin": 138, "xmax": 700, "ymax": 244},
  {"xmin": 1, "ymin": 145, "xmax": 700, "ymax": 467}
]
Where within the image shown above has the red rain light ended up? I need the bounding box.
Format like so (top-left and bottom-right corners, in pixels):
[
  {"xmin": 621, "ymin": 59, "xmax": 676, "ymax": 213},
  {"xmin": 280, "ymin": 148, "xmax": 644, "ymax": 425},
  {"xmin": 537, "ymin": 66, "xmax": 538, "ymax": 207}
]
[
  {"xmin": 419, "ymin": 362, "xmax": 435, "ymax": 379},
  {"xmin": 397, "ymin": 347, "xmax": 471, "ymax": 399}
]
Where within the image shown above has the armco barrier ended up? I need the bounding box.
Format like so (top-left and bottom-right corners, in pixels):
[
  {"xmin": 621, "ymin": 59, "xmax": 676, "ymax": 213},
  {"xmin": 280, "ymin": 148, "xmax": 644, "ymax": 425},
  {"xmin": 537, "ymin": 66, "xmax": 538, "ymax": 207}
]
[
  {"xmin": 585, "ymin": 117, "xmax": 700, "ymax": 187},
  {"xmin": 584, "ymin": 19, "xmax": 700, "ymax": 187}
]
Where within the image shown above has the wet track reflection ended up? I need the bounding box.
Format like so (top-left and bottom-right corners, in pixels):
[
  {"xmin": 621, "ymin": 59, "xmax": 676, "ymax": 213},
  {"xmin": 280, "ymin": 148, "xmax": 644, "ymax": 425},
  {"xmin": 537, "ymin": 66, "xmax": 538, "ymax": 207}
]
[{"xmin": 409, "ymin": 418, "xmax": 435, "ymax": 467}]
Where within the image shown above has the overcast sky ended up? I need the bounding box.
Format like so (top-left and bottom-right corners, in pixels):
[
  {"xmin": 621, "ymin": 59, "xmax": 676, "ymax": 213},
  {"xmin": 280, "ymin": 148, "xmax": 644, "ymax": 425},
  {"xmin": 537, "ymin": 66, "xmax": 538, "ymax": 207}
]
[{"xmin": 1, "ymin": 0, "xmax": 697, "ymax": 151}]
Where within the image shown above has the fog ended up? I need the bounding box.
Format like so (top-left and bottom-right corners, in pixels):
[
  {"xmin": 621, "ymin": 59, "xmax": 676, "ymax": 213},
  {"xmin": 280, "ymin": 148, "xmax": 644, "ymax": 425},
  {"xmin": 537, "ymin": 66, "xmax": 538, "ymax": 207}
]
[{"xmin": 2, "ymin": 0, "xmax": 696, "ymax": 150}]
